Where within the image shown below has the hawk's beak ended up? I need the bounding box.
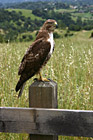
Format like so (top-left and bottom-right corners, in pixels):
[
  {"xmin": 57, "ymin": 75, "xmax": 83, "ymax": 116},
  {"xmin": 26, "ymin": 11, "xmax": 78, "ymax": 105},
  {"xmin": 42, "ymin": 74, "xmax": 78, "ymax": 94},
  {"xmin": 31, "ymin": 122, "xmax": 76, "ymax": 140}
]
[{"xmin": 55, "ymin": 22, "xmax": 58, "ymax": 28}]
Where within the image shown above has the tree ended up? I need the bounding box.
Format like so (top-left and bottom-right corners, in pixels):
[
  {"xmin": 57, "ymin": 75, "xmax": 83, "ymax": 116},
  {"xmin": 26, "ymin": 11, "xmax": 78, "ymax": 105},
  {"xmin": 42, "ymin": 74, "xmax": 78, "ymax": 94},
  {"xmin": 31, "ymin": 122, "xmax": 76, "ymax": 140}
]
[
  {"xmin": 68, "ymin": 24, "xmax": 81, "ymax": 31},
  {"xmin": 32, "ymin": 9, "xmax": 42, "ymax": 17},
  {"xmin": 90, "ymin": 32, "xmax": 93, "ymax": 38},
  {"xmin": 5, "ymin": 31, "xmax": 18, "ymax": 42},
  {"xmin": 76, "ymin": 17, "xmax": 82, "ymax": 26},
  {"xmin": 16, "ymin": 21, "xmax": 22, "ymax": 26},
  {"xmin": 28, "ymin": 35, "xmax": 33, "ymax": 40}
]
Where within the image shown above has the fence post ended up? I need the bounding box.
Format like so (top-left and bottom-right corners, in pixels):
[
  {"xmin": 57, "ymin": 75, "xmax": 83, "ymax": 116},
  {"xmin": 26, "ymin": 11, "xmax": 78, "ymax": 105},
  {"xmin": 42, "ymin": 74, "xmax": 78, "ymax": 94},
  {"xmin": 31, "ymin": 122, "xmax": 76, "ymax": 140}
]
[{"xmin": 29, "ymin": 79, "xmax": 58, "ymax": 140}]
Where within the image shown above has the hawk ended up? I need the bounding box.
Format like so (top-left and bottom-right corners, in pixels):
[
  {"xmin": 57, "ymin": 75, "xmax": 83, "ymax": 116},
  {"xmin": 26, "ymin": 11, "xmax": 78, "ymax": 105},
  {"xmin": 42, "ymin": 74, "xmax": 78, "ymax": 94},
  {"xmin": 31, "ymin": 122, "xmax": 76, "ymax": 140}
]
[{"xmin": 15, "ymin": 19, "xmax": 58, "ymax": 98}]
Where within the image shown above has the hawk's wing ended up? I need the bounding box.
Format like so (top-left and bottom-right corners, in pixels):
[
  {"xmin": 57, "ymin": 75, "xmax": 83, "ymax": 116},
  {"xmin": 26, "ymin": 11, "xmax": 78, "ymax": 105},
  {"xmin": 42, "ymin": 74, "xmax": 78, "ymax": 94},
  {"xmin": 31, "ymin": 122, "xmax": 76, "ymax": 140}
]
[{"xmin": 18, "ymin": 38, "xmax": 51, "ymax": 76}]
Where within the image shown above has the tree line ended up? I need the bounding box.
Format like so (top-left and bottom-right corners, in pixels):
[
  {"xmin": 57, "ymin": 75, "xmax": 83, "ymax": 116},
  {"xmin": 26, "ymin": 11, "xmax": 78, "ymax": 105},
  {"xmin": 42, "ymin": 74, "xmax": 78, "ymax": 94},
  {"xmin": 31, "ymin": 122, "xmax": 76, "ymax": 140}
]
[{"xmin": 5, "ymin": 1, "xmax": 69, "ymax": 10}]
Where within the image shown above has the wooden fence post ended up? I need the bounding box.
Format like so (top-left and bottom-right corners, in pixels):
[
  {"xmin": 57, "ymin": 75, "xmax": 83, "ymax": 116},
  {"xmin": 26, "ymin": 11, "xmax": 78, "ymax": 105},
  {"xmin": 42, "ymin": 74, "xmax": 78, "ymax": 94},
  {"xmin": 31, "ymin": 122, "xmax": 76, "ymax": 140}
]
[{"xmin": 29, "ymin": 80, "xmax": 58, "ymax": 140}]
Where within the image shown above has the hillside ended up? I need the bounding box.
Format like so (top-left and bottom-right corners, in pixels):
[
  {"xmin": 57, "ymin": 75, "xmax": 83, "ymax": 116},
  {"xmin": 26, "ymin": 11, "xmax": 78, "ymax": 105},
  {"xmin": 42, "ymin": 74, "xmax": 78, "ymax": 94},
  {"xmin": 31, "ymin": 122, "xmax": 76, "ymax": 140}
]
[
  {"xmin": 0, "ymin": 9, "xmax": 44, "ymax": 42},
  {"xmin": 0, "ymin": 0, "xmax": 93, "ymax": 5},
  {"xmin": 0, "ymin": 1, "xmax": 93, "ymax": 43},
  {"xmin": 5, "ymin": 1, "xmax": 69, "ymax": 10},
  {"xmin": 0, "ymin": 0, "xmax": 30, "ymax": 3},
  {"xmin": 0, "ymin": 0, "xmax": 93, "ymax": 9},
  {"xmin": 8, "ymin": 9, "xmax": 42, "ymax": 20}
]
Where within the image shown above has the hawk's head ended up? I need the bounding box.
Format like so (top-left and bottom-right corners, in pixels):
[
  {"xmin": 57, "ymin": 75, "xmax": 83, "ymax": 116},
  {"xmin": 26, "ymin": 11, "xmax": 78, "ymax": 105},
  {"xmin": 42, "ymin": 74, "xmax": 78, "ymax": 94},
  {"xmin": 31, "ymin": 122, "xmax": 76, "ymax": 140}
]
[{"xmin": 42, "ymin": 19, "xmax": 58, "ymax": 32}]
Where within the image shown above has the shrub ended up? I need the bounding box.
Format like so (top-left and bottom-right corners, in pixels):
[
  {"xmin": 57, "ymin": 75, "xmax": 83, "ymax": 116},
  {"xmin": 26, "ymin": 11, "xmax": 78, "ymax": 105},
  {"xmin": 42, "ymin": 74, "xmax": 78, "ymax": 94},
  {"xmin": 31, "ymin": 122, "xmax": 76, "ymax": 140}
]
[{"xmin": 54, "ymin": 32, "xmax": 60, "ymax": 38}]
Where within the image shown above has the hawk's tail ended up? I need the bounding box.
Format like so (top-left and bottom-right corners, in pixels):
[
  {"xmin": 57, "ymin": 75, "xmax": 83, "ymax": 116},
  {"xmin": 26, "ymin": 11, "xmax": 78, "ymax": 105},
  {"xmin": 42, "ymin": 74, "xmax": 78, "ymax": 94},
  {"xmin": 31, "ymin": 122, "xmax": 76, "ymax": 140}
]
[
  {"xmin": 18, "ymin": 82, "xmax": 26, "ymax": 98},
  {"xmin": 15, "ymin": 76, "xmax": 26, "ymax": 98}
]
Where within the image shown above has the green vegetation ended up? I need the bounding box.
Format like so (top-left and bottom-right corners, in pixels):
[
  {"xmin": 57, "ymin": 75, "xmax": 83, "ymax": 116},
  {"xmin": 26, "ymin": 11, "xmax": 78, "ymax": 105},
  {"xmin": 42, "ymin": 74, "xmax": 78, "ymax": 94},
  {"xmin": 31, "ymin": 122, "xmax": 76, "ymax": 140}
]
[
  {"xmin": 55, "ymin": 8, "xmax": 76, "ymax": 13},
  {"xmin": 8, "ymin": 9, "xmax": 42, "ymax": 20},
  {"xmin": 0, "ymin": 30, "xmax": 93, "ymax": 140},
  {"xmin": 0, "ymin": 1, "xmax": 93, "ymax": 43},
  {"xmin": 6, "ymin": 1, "xmax": 69, "ymax": 10},
  {"xmin": 0, "ymin": 9, "xmax": 44, "ymax": 43},
  {"xmin": 71, "ymin": 12, "xmax": 93, "ymax": 21},
  {"xmin": 32, "ymin": 8, "xmax": 93, "ymax": 30}
]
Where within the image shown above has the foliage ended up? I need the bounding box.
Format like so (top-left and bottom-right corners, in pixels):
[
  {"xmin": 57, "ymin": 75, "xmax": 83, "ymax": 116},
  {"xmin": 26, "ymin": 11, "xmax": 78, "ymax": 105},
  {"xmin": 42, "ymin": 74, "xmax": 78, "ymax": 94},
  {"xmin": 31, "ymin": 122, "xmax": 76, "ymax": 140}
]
[
  {"xmin": 68, "ymin": 24, "xmax": 81, "ymax": 31},
  {"xmin": 0, "ymin": 1, "xmax": 93, "ymax": 43},
  {"xmin": 19, "ymin": 34, "xmax": 33, "ymax": 42},
  {"xmin": 8, "ymin": 9, "xmax": 42, "ymax": 20},
  {"xmin": 64, "ymin": 30, "xmax": 74, "ymax": 37},
  {"xmin": 32, "ymin": 8, "xmax": 93, "ymax": 31},
  {"xmin": 1, "ymin": 0, "xmax": 93, "ymax": 8},
  {"xmin": 0, "ymin": 9, "xmax": 44, "ymax": 42},
  {"xmin": 54, "ymin": 32, "xmax": 61, "ymax": 38},
  {"xmin": 6, "ymin": 1, "xmax": 70, "ymax": 10},
  {"xmin": 61, "ymin": 0, "xmax": 93, "ymax": 5},
  {"xmin": 89, "ymin": 32, "xmax": 93, "ymax": 38}
]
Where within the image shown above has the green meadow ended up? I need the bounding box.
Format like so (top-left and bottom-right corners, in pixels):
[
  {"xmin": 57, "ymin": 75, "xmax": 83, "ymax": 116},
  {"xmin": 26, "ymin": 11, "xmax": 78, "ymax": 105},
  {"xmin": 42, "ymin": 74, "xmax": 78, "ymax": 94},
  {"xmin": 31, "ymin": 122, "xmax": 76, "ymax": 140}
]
[
  {"xmin": 0, "ymin": 30, "xmax": 93, "ymax": 140},
  {"xmin": 54, "ymin": 9, "xmax": 93, "ymax": 21},
  {"xmin": 71, "ymin": 12, "xmax": 93, "ymax": 21},
  {"xmin": 55, "ymin": 8, "xmax": 76, "ymax": 13},
  {"xmin": 8, "ymin": 9, "xmax": 42, "ymax": 20}
]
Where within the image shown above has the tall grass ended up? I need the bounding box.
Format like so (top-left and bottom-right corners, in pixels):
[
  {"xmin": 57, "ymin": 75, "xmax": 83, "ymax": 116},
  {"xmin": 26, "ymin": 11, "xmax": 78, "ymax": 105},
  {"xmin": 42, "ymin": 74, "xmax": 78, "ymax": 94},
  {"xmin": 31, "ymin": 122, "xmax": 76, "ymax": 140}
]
[{"xmin": 0, "ymin": 30, "xmax": 93, "ymax": 140}]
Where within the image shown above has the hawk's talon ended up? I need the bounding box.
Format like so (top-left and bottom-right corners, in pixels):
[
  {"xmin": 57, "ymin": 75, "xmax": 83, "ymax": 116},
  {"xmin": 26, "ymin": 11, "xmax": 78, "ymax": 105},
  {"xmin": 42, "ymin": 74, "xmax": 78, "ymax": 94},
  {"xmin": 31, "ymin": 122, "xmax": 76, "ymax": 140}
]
[
  {"xmin": 34, "ymin": 77, "xmax": 50, "ymax": 82},
  {"xmin": 38, "ymin": 77, "xmax": 50, "ymax": 82},
  {"xmin": 37, "ymin": 72, "xmax": 50, "ymax": 82}
]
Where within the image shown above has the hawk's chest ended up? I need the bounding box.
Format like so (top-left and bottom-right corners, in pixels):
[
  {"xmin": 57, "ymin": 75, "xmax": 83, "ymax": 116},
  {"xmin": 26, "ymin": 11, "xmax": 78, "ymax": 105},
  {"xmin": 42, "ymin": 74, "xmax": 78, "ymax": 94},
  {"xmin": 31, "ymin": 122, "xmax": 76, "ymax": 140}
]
[{"xmin": 47, "ymin": 32, "xmax": 54, "ymax": 55}]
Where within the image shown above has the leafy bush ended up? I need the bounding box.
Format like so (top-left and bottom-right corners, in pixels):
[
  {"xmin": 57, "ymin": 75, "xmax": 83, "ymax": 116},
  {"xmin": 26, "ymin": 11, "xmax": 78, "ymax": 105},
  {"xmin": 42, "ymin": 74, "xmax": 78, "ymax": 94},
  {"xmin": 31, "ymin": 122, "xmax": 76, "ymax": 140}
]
[
  {"xmin": 89, "ymin": 32, "xmax": 93, "ymax": 38},
  {"xmin": 20, "ymin": 34, "xmax": 33, "ymax": 42},
  {"xmin": 54, "ymin": 32, "xmax": 60, "ymax": 38}
]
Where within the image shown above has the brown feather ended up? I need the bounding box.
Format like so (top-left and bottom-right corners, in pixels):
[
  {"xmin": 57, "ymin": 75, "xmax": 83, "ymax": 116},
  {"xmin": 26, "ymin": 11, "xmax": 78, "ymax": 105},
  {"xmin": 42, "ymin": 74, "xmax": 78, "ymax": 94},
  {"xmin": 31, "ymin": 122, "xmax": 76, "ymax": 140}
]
[
  {"xmin": 15, "ymin": 19, "xmax": 57, "ymax": 96},
  {"xmin": 16, "ymin": 38, "xmax": 51, "ymax": 92}
]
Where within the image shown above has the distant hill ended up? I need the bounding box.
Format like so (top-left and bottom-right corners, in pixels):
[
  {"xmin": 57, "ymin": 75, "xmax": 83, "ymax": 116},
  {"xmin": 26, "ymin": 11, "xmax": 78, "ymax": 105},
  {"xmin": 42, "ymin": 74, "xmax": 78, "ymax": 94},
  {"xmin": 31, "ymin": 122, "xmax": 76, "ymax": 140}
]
[
  {"xmin": 0, "ymin": 8, "xmax": 44, "ymax": 42},
  {"xmin": 0, "ymin": 0, "xmax": 27, "ymax": 3},
  {"xmin": 3, "ymin": 1, "xmax": 70, "ymax": 10},
  {"xmin": 0, "ymin": 0, "xmax": 93, "ymax": 9},
  {"xmin": 0, "ymin": 0, "xmax": 35, "ymax": 3},
  {"xmin": 0, "ymin": 0, "xmax": 93, "ymax": 5},
  {"xmin": 0, "ymin": 1, "xmax": 93, "ymax": 43}
]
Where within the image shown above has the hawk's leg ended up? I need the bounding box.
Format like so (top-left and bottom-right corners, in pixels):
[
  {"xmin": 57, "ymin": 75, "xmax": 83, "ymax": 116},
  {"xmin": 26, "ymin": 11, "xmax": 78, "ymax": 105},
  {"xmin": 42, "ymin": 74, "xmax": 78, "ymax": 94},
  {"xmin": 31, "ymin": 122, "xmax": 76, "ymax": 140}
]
[{"xmin": 38, "ymin": 72, "xmax": 49, "ymax": 82}]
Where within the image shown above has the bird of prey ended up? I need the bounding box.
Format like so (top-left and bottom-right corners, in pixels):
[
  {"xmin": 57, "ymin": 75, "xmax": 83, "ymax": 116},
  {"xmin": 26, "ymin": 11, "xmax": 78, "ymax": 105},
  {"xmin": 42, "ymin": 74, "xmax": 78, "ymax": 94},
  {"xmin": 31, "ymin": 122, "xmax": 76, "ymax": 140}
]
[{"xmin": 15, "ymin": 19, "xmax": 58, "ymax": 98}]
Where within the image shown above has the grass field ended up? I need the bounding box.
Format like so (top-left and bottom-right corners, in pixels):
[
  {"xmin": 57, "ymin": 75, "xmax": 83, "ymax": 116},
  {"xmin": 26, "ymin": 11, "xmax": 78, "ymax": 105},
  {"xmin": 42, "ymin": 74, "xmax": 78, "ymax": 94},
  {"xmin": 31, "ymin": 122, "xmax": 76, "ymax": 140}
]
[
  {"xmin": 8, "ymin": 9, "xmax": 42, "ymax": 20},
  {"xmin": 55, "ymin": 8, "xmax": 76, "ymax": 13},
  {"xmin": 0, "ymin": 30, "xmax": 93, "ymax": 140},
  {"xmin": 71, "ymin": 12, "xmax": 93, "ymax": 21},
  {"xmin": 55, "ymin": 8, "xmax": 93, "ymax": 21}
]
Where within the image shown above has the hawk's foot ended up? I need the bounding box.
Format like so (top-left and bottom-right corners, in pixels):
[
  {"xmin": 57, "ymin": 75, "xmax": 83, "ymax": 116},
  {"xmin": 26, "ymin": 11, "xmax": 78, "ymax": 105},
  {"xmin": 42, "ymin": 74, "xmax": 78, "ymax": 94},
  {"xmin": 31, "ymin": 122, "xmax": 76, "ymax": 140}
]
[
  {"xmin": 39, "ymin": 77, "xmax": 49, "ymax": 82},
  {"xmin": 34, "ymin": 72, "xmax": 49, "ymax": 82},
  {"xmin": 34, "ymin": 77, "xmax": 49, "ymax": 82}
]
